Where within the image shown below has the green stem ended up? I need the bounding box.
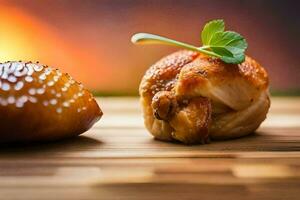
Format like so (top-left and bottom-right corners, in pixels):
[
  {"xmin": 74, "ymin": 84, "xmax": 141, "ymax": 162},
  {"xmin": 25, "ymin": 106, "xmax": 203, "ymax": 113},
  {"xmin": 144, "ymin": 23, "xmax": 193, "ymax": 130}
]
[{"xmin": 131, "ymin": 33, "xmax": 221, "ymax": 58}]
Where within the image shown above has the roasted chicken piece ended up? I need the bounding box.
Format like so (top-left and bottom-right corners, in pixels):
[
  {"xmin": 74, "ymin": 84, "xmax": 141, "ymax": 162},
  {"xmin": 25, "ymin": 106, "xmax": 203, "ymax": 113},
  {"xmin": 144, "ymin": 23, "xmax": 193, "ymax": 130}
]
[
  {"xmin": 140, "ymin": 50, "xmax": 270, "ymax": 144},
  {"xmin": 0, "ymin": 61, "xmax": 102, "ymax": 143}
]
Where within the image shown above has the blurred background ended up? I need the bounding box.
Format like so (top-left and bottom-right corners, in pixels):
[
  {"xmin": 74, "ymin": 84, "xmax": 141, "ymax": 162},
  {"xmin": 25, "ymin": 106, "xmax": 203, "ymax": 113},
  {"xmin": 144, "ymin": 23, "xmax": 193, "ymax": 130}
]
[{"xmin": 0, "ymin": 0, "xmax": 299, "ymax": 95}]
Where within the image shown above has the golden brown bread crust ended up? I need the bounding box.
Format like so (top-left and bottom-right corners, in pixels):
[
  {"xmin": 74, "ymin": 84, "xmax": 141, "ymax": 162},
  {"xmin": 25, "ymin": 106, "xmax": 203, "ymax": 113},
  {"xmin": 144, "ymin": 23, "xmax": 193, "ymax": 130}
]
[
  {"xmin": 140, "ymin": 50, "xmax": 199, "ymax": 98},
  {"xmin": 169, "ymin": 96, "xmax": 211, "ymax": 144},
  {"xmin": 151, "ymin": 91, "xmax": 178, "ymax": 121},
  {"xmin": 140, "ymin": 50, "xmax": 270, "ymax": 144},
  {"xmin": 0, "ymin": 61, "xmax": 102, "ymax": 143},
  {"xmin": 177, "ymin": 54, "xmax": 268, "ymax": 95},
  {"xmin": 140, "ymin": 51, "xmax": 199, "ymax": 142}
]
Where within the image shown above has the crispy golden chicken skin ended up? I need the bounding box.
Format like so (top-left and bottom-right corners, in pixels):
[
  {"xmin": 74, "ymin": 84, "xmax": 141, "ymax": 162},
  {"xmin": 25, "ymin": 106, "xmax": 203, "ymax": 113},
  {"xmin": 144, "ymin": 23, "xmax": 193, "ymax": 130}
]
[{"xmin": 140, "ymin": 50, "xmax": 270, "ymax": 144}]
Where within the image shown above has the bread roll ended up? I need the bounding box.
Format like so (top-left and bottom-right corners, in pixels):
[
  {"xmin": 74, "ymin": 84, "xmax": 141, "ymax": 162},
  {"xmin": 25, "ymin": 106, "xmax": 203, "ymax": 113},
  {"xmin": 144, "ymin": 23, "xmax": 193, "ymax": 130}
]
[
  {"xmin": 140, "ymin": 50, "xmax": 270, "ymax": 144},
  {"xmin": 0, "ymin": 61, "xmax": 102, "ymax": 143}
]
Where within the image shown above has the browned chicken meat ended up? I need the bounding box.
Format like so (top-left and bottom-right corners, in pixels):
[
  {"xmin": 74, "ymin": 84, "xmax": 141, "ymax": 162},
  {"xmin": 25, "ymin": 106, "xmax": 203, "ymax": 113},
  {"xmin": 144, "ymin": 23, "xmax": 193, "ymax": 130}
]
[{"xmin": 140, "ymin": 50, "xmax": 270, "ymax": 144}]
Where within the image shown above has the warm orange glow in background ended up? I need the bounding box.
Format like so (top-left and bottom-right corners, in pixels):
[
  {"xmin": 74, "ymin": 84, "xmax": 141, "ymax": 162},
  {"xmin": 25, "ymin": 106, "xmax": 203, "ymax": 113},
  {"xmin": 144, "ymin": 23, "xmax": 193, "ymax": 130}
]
[{"xmin": 1, "ymin": 0, "xmax": 299, "ymax": 95}]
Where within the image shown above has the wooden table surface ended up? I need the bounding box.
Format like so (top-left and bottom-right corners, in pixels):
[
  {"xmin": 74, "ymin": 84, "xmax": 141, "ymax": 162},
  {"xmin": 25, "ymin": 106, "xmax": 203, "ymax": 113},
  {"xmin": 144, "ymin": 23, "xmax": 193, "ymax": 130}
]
[{"xmin": 1, "ymin": 97, "xmax": 300, "ymax": 200}]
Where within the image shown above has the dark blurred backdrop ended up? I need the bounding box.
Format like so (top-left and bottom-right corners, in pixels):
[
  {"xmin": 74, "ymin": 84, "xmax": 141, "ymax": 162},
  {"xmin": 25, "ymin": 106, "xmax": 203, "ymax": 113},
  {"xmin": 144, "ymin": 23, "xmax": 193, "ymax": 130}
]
[{"xmin": 1, "ymin": 0, "xmax": 299, "ymax": 95}]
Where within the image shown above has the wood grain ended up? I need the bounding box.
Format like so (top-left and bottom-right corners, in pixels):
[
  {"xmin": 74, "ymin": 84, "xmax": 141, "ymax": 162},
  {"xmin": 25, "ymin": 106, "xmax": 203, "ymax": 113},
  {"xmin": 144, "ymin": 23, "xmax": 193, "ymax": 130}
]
[{"xmin": 0, "ymin": 97, "xmax": 300, "ymax": 200}]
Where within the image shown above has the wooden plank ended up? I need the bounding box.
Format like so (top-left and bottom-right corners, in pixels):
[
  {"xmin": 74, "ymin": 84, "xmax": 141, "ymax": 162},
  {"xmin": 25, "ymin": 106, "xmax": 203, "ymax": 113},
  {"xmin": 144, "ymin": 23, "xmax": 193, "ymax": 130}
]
[
  {"xmin": 1, "ymin": 128, "xmax": 300, "ymax": 159},
  {"xmin": 0, "ymin": 97, "xmax": 299, "ymax": 200}
]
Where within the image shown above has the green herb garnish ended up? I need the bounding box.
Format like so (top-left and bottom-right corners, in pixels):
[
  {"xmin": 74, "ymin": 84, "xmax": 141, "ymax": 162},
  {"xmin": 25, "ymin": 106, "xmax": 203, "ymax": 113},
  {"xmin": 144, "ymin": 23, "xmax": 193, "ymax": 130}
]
[{"xmin": 131, "ymin": 19, "xmax": 247, "ymax": 64}]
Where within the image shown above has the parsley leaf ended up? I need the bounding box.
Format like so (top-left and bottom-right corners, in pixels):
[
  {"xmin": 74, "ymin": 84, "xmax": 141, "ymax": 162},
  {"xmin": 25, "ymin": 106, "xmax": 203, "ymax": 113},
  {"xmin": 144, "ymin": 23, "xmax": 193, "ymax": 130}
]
[
  {"xmin": 201, "ymin": 19, "xmax": 224, "ymax": 45},
  {"xmin": 131, "ymin": 19, "xmax": 248, "ymax": 64},
  {"xmin": 201, "ymin": 21, "xmax": 248, "ymax": 64}
]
